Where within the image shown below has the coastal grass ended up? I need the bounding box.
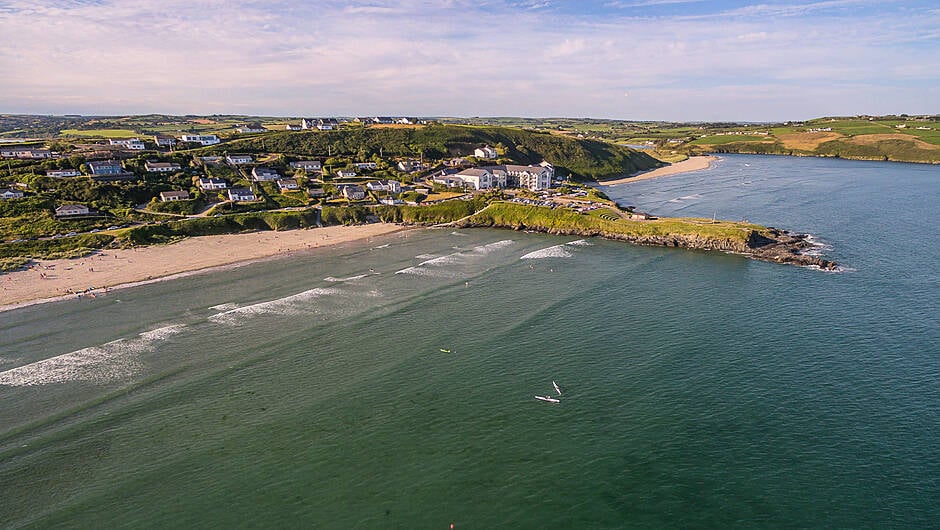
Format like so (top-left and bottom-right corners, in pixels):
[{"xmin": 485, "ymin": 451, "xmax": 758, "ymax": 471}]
[
  {"xmin": 690, "ymin": 135, "xmax": 774, "ymax": 145},
  {"xmin": 59, "ymin": 128, "xmax": 140, "ymax": 138},
  {"xmin": 0, "ymin": 233, "xmax": 115, "ymax": 260},
  {"xmin": 464, "ymin": 202, "xmax": 765, "ymax": 244}
]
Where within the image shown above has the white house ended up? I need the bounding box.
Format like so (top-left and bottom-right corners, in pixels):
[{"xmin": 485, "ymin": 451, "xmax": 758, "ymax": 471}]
[
  {"xmin": 335, "ymin": 169, "xmax": 357, "ymax": 179},
  {"xmin": 46, "ymin": 169, "xmax": 81, "ymax": 177},
  {"xmin": 87, "ymin": 161, "xmax": 124, "ymax": 175},
  {"xmin": 226, "ymin": 155, "xmax": 253, "ymax": 165},
  {"xmin": 290, "ymin": 160, "xmax": 321, "ymax": 171},
  {"xmin": 198, "ymin": 177, "xmax": 228, "ymax": 190},
  {"xmin": 109, "ymin": 138, "xmax": 145, "ymax": 150},
  {"xmin": 236, "ymin": 124, "xmax": 267, "ymax": 133},
  {"xmin": 474, "ymin": 146, "xmax": 498, "ymax": 159},
  {"xmin": 354, "ymin": 162, "xmax": 378, "ymax": 171},
  {"xmin": 55, "ymin": 204, "xmax": 90, "ymax": 217},
  {"xmin": 145, "ymin": 161, "xmax": 182, "ymax": 172},
  {"xmin": 154, "ymin": 135, "xmax": 177, "ymax": 147},
  {"xmin": 0, "ymin": 188, "xmax": 25, "ymax": 199},
  {"xmin": 503, "ymin": 164, "xmax": 552, "ymax": 191},
  {"xmin": 180, "ymin": 134, "xmax": 221, "ymax": 146},
  {"xmin": 251, "ymin": 167, "xmax": 280, "ymax": 181},
  {"xmin": 227, "ymin": 188, "xmax": 257, "ymax": 201},
  {"xmin": 365, "ymin": 179, "xmax": 401, "ymax": 193},
  {"xmin": 317, "ymin": 119, "xmax": 338, "ymax": 130},
  {"xmin": 159, "ymin": 190, "xmax": 190, "ymax": 202},
  {"xmin": 340, "ymin": 184, "xmax": 366, "ymax": 200},
  {"xmin": 0, "ymin": 148, "xmax": 53, "ymax": 159},
  {"xmin": 285, "ymin": 124, "xmax": 303, "ymax": 131},
  {"xmin": 276, "ymin": 179, "xmax": 300, "ymax": 191}
]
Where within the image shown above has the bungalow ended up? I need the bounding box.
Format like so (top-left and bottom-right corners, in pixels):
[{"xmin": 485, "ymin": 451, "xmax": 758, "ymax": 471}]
[
  {"xmin": 432, "ymin": 175, "xmax": 465, "ymax": 188},
  {"xmin": 145, "ymin": 161, "xmax": 182, "ymax": 173},
  {"xmin": 0, "ymin": 147, "xmax": 53, "ymax": 159},
  {"xmin": 87, "ymin": 161, "xmax": 124, "ymax": 175},
  {"xmin": 251, "ymin": 167, "xmax": 280, "ymax": 181},
  {"xmin": 226, "ymin": 154, "xmax": 253, "ymax": 165},
  {"xmin": 307, "ymin": 187, "xmax": 326, "ymax": 198},
  {"xmin": 276, "ymin": 179, "xmax": 300, "ymax": 191},
  {"xmin": 55, "ymin": 204, "xmax": 90, "ymax": 217},
  {"xmin": 379, "ymin": 197, "xmax": 404, "ymax": 205},
  {"xmin": 340, "ymin": 184, "xmax": 366, "ymax": 200},
  {"xmin": 159, "ymin": 190, "xmax": 190, "ymax": 202},
  {"xmin": 198, "ymin": 156, "xmax": 223, "ymax": 165},
  {"xmin": 397, "ymin": 117, "xmax": 419, "ymax": 125},
  {"xmin": 353, "ymin": 162, "xmax": 378, "ymax": 171},
  {"xmin": 474, "ymin": 146, "xmax": 498, "ymax": 159},
  {"xmin": 373, "ymin": 179, "xmax": 401, "ymax": 193},
  {"xmin": 154, "ymin": 135, "xmax": 177, "ymax": 147},
  {"xmin": 198, "ymin": 177, "xmax": 229, "ymax": 190},
  {"xmin": 335, "ymin": 169, "xmax": 357, "ymax": 179},
  {"xmin": 0, "ymin": 188, "xmax": 25, "ymax": 199},
  {"xmin": 109, "ymin": 138, "xmax": 145, "ymax": 150},
  {"xmin": 180, "ymin": 134, "xmax": 221, "ymax": 146},
  {"xmin": 630, "ymin": 212, "xmax": 653, "ymax": 220},
  {"xmin": 371, "ymin": 117, "xmax": 395, "ymax": 125},
  {"xmin": 236, "ymin": 123, "xmax": 267, "ymax": 133},
  {"xmin": 290, "ymin": 160, "xmax": 321, "ymax": 171},
  {"xmin": 285, "ymin": 124, "xmax": 303, "ymax": 131},
  {"xmin": 46, "ymin": 169, "xmax": 81, "ymax": 177},
  {"xmin": 447, "ymin": 157, "xmax": 470, "ymax": 167},
  {"xmin": 227, "ymin": 188, "xmax": 257, "ymax": 202},
  {"xmin": 317, "ymin": 119, "xmax": 338, "ymax": 130}
]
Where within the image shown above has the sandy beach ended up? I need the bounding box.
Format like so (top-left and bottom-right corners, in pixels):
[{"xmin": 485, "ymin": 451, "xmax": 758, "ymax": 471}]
[
  {"xmin": 0, "ymin": 223, "xmax": 408, "ymax": 311},
  {"xmin": 600, "ymin": 155, "xmax": 718, "ymax": 186}
]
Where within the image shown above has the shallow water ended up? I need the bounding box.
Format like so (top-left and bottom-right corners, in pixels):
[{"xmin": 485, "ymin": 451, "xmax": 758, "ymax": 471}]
[{"xmin": 1, "ymin": 154, "xmax": 938, "ymax": 527}]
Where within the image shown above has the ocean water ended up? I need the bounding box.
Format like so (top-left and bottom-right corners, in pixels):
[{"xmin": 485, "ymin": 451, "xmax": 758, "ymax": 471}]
[{"xmin": 1, "ymin": 154, "xmax": 938, "ymax": 528}]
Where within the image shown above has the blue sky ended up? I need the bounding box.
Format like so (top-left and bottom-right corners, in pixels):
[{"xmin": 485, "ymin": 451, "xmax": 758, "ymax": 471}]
[{"xmin": 0, "ymin": 0, "xmax": 938, "ymax": 121}]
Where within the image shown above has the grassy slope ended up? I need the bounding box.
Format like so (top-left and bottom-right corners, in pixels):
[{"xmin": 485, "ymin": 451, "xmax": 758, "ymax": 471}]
[
  {"xmin": 200, "ymin": 125, "xmax": 663, "ymax": 181},
  {"xmin": 463, "ymin": 202, "xmax": 766, "ymax": 246}
]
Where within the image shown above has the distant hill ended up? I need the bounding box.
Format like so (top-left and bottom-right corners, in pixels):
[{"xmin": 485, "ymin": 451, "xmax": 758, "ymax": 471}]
[
  {"xmin": 204, "ymin": 125, "xmax": 663, "ymax": 181},
  {"xmin": 684, "ymin": 117, "xmax": 940, "ymax": 164}
]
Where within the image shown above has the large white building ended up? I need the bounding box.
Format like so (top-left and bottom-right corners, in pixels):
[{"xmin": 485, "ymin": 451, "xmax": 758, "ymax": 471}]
[
  {"xmin": 109, "ymin": 138, "xmax": 145, "ymax": 150},
  {"xmin": 444, "ymin": 163, "xmax": 553, "ymax": 191},
  {"xmin": 180, "ymin": 134, "xmax": 221, "ymax": 146}
]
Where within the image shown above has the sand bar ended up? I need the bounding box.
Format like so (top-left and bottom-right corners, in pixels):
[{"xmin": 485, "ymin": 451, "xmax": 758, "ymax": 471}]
[
  {"xmin": 600, "ymin": 155, "xmax": 718, "ymax": 186},
  {"xmin": 1, "ymin": 223, "xmax": 408, "ymax": 311}
]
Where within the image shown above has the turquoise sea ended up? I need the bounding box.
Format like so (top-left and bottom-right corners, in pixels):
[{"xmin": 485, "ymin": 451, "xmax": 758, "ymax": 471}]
[{"xmin": 1, "ymin": 154, "xmax": 938, "ymax": 528}]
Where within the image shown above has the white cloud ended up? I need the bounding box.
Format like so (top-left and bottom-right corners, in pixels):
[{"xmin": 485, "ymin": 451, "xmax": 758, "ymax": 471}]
[{"xmin": 0, "ymin": 0, "xmax": 937, "ymax": 120}]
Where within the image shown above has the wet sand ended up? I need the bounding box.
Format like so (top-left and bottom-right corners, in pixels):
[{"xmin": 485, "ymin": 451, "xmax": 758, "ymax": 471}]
[{"xmin": 600, "ymin": 155, "xmax": 718, "ymax": 186}]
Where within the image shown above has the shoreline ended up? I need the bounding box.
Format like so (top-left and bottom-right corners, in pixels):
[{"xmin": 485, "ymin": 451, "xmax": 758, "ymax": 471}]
[
  {"xmin": 0, "ymin": 223, "xmax": 409, "ymax": 312},
  {"xmin": 598, "ymin": 155, "xmax": 718, "ymax": 186}
]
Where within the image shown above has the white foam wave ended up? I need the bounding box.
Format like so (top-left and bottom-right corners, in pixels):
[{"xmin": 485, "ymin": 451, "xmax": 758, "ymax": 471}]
[
  {"xmin": 323, "ymin": 274, "xmax": 370, "ymax": 282},
  {"xmin": 668, "ymin": 193, "xmax": 703, "ymax": 203},
  {"xmin": 565, "ymin": 239, "xmax": 592, "ymax": 246},
  {"xmin": 209, "ymin": 302, "xmax": 239, "ymax": 311},
  {"xmin": 209, "ymin": 287, "xmax": 342, "ymax": 324},
  {"xmin": 0, "ymin": 324, "xmax": 187, "ymax": 387},
  {"xmin": 520, "ymin": 244, "xmax": 572, "ymax": 260},
  {"xmin": 396, "ymin": 240, "xmax": 515, "ymax": 275},
  {"xmin": 450, "ymin": 231, "xmax": 469, "ymax": 237},
  {"xmin": 372, "ymin": 243, "xmax": 391, "ymax": 249}
]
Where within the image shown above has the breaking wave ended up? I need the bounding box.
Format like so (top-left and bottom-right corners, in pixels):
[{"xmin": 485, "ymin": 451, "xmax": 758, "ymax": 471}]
[
  {"xmin": 208, "ymin": 287, "xmax": 342, "ymax": 324},
  {"xmin": 0, "ymin": 324, "xmax": 187, "ymax": 387},
  {"xmin": 520, "ymin": 244, "xmax": 572, "ymax": 260}
]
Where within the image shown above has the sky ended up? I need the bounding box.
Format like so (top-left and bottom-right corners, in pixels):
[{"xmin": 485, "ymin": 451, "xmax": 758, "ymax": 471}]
[{"xmin": 0, "ymin": 0, "xmax": 938, "ymax": 121}]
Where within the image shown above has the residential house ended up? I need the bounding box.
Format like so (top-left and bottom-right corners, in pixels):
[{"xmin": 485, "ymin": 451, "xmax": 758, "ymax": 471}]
[
  {"xmin": 251, "ymin": 167, "xmax": 280, "ymax": 181},
  {"xmin": 276, "ymin": 179, "xmax": 300, "ymax": 191},
  {"xmin": 371, "ymin": 117, "xmax": 395, "ymax": 124},
  {"xmin": 630, "ymin": 212, "xmax": 653, "ymax": 220},
  {"xmin": 290, "ymin": 160, "xmax": 321, "ymax": 171},
  {"xmin": 340, "ymin": 184, "xmax": 366, "ymax": 200},
  {"xmin": 154, "ymin": 135, "xmax": 177, "ymax": 147},
  {"xmin": 198, "ymin": 156, "xmax": 223, "ymax": 165},
  {"xmin": 285, "ymin": 123, "xmax": 303, "ymax": 131},
  {"xmin": 46, "ymin": 169, "xmax": 82, "ymax": 177},
  {"xmin": 87, "ymin": 161, "xmax": 124, "ymax": 175},
  {"xmin": 0, "ymin": 147, "xmax": 53, "ymax": 159},
  {"xmin": 379, "ymin": 197, "xmax": 404, "ymax": 205},
  {"xmin": 307, "ymin": 187, "xmax": 326, "ymax": 198},
  {"xmin": 317, "ymin": 119, "xmax": 338, "ymax": 130},
  {"xmin": 180, "ymin": 134, "xmax": 221, "ymax": 146},
  {"xmin": 447, "ymin": 157, "xmax": 470, "ymax": 167},
  {"xmin": 335, "ymin": 169, "xmax": 357, "ymax": 179},
  {"xmin": 432, "ymin": 175, "xmax": 465, "ymax": 188},
  {"xmin": 301, "ymin": 118, "xmax": 317, "ymax": 129},
  {"xmin": 109, "ymin": 138, "xmax": 145, "ymax": 150},
  {"xmin": 227, "ymin": 188, "xmax": 257, "ymax": 202},
  {"xmin": 353, "ymin": 162, "xmax": 378, "ymax": 171},
  {"xmin": 0, "ymin": 188, "xmax": 25, "ymax": 199},
  {"xmin": 474, "ymin": 146, "xmax": 498, "ymax": 159},
  {"xmin": 226, "ymin": 154, "xmax": 253, "ymax": 165},
  {"xmin": 144, "ymin": 161, "xmax": 182, "ymax": 173},
  {"xmin": 159, "ymin": 190, "xmax": 190, "ymax": 202},
  {"xmin": 198, "ymin": 177, "xmax": 229, "ymax": 190},
  {"xmin": 236, "ymin": 123, "xmax": 267, "ymax": 133},
  {"xmin": 397, "ymin": 160, "xmax": 413, "ymax": 172},
  {"xmin": 55, "ymin": 204, "xmax": 90, "ymax": 217},
  {"xmin": 397, "ymin": 117, "xmax": 419, "ymax": 125}
]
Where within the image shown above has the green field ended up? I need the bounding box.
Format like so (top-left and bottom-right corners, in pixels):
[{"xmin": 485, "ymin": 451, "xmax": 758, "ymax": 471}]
[
  {"xmin": 60, "ymin": 128, "xmax": 140, "ymax": 138},
  {"xmin": 690, "ymin": 135, "xmax": 773, "ymax": 145}
]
